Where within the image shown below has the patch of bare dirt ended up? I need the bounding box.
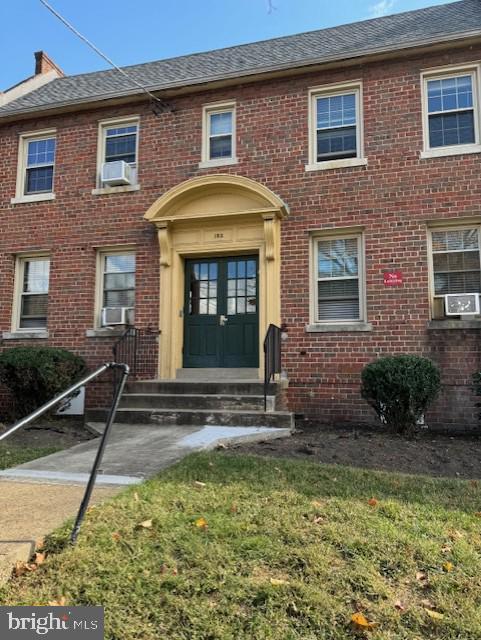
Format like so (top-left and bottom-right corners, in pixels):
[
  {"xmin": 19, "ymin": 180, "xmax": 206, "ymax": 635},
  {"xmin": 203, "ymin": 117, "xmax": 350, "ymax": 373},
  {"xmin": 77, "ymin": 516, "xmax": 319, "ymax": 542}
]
[
  {"xmin": 229, "ymin": 423, "xmax": 481, "ymax": 479},
  {"xmin": 0, "ymin": 418, "xmax": 94, "ymax": 449}
]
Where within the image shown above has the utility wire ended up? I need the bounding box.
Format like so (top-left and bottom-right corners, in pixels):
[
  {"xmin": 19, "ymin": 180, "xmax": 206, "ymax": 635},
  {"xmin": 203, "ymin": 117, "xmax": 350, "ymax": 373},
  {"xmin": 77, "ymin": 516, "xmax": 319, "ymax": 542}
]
[{"xmin": 39, "ymin": 0, "xmax": 171, "ymax": 113}]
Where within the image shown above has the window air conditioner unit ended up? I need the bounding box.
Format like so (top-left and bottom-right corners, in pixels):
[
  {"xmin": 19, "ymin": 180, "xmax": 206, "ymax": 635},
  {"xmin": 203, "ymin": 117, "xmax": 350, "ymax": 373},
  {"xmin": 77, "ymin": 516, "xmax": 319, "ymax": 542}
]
[
  {"xmin": 102, "ymin": 307, "xmax": 134, "ymax": 326},
  {"xmin": 444, "ymin": 293, "xmax": 480, "ymax": 316},
  {"xmin": 101, "ymin": 160, "xmax": 133, "ymax": 186}
]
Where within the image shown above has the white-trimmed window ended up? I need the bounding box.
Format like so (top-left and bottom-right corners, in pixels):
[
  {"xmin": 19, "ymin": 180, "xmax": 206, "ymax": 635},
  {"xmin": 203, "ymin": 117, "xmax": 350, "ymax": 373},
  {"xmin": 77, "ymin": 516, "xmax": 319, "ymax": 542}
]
[
  {"xmin": 429, "ymin": 226, "xmax": 481, "ymax": 318},
  {"xmin": 15, "ymin": 256, "xmax": 50, "ymax": 330},
  {"xmin": 307, "ymin": 83, "xmax": 365, "ymax": 171},
  {"xmin": 13, "ymin": 131, "xmax": 57, "ymax": 203},
  {"xmin": 201, "ymin": 102, "xmax": 236, "ymax": 166},
  {"xmin": 98, "ymin": 251, "xmax": 136, "ymax": 326},
  {"xmin": 97, "ymin": 117, "xmax": 139, "ymax": 187},
  {"xmin": 421, "ymin": 66, "xmax": 481, "ymax": 158},
  {"xmin": 312, "ymin": 233, "xmax": 365, "ymax": 323}
]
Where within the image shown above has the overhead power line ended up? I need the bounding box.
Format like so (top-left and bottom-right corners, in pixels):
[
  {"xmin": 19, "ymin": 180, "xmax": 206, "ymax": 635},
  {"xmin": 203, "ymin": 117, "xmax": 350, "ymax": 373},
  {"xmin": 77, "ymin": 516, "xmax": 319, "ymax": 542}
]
[{"xmin": 39, "ymin": 0, "xmax": 172, "ymax": 114}]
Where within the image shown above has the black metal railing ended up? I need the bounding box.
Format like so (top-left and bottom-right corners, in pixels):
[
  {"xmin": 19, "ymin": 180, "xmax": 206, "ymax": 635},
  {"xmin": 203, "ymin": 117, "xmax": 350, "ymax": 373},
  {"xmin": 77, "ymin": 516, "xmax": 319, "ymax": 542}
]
[
  {"xmin": 0, "ymin": 362, "xmax": 130, "ymax": 545},
  {"xmin": 263, "ymin": 324, "xmax": 282, "ymax": 411},
  {"xmin": 112, "ymin": 326, "xmax": 159, "ymax": 393}
]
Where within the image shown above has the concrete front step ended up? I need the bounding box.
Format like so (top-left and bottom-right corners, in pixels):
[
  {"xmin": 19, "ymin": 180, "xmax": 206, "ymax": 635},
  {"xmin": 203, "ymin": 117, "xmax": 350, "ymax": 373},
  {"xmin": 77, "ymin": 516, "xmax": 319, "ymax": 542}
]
[
  {"xmin": 126, "ymin": 380, "xmax": 277, "ymax": 396},
  {"xmin": 87, "ymin": 407, "xmax": 294, "ymax": 429},
  {"xmin": 120, "ymin": 393, "xmax": 275, "ymax": 412},
  {"xmin": 176, "ymin": 368, "xmax": 259, "ymax": 380}
]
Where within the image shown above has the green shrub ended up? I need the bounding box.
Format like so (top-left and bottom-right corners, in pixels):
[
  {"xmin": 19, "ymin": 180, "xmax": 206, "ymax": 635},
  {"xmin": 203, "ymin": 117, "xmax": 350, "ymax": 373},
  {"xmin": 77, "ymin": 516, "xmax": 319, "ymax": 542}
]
[
  {"xmin": 0, "ymin": 347, "xmax": 87, "ymax": 418},
  {"xmin": 361, "ymin": 355, "xmax": 441, "ymax": 434}
]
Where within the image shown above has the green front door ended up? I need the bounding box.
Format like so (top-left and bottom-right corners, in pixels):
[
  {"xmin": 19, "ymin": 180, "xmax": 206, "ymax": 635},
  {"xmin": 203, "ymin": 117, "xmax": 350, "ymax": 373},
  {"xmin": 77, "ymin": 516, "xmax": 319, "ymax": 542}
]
[{"xmin": 183, "ymin": 256, "xmax": 259, "ymax": 368}]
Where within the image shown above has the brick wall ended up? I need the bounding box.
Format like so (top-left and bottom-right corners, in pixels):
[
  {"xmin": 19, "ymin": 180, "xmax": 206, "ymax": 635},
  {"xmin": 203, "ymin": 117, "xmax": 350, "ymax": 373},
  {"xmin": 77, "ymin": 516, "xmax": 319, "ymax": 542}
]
[{"xmin": 1, "ymin": 45, "xmax": 481, "ymax": 430}]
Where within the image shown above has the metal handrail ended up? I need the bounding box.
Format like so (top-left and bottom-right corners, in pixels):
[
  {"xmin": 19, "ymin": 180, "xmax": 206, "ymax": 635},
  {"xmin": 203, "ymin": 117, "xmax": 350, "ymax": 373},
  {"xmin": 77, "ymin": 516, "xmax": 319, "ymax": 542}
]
[
  {"xmin": 0, "ymin": 362, "xmax": 130, "ymax": 545},
  {"xmin": 263, "ymin": 324, "xmax": 282, "ymax": 412}
]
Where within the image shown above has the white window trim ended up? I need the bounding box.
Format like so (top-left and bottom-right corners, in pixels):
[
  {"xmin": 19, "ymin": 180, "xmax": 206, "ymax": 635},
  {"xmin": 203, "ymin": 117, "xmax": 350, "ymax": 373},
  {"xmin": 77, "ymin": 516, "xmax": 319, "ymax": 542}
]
[
  {"xmin": 94, "ymin": 247, "xmax": 136, "ymax": 328},
  {"xmin": 11, "ymin": 253, "xmax": 51, "ymax": 333},
  {"xmin": 427, "ymin": 224, "xmax": 481, "ymax": 320},
  {"xmin": 200, "ymin": 101, "xmax": 237, "ymax": 168},
  {"xmin": 306, "ymin": 81, "xmax": 366, "ymax": 172},
  {"xmin": 11, "ymin": 129, "xmax": 57, "ymax": 204},
  {"xmin": 308, "ymin": 229, "xmax": 367, "ymax": 327},
  {"xmin": 420, "ymin": 63, "xmax": 481, "ymax": 159},
  {"xmin": 95, "ymin": 116, "xmax": 140, "ymax": 191}
]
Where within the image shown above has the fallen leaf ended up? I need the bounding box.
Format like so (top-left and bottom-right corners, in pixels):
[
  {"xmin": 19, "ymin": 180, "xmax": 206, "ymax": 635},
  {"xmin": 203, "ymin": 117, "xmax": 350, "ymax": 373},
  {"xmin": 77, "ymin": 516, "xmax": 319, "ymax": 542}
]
[
  {"xmin": 194, "ymin": 517, "xmax": 208, "ymax": 530},
  {"xmin": 230, "ymin": 503, "xmax": 238, "ymax": 513},
  {"xmin": 270, "ymin": 578, "xmax": 289, "ymax": 586},
  {"xmin": 442, "ymin": 561, "xmax": 454, "ymax": 573},
  {"xmin": 394, "ymin": 600, "xmax": 406, "ymax": 612},
  {"xmin": 470, "ymin": 480, "xmax": 479, "ymax": 488},
  {"xmin": 421, "ymin": 598, "xmax": 435, "ymax": 608},
  {"xmin": 313, "ymin": 516, "xmax": 325, "ymax": 525},
  {"xmin": 112, "ymin": 532, "xmax": 121, "ymax": 542},
  {"xmin": 194, "ymin": 481, "xmax": 206, "ymax": 489},
  {"xmin": 48, "ymin": 597, "xmax": 67, "ymax": 607},
  {"xmin": 351, "ymin": 612, "xmax": 377, "ymax": 631},
  {"xmin": 34, "ymin": 552, "xmax": 46, "ymax": 566},
  {"xmin": 368, "ymin": 498, "xmax": 378, "ymax": 507},
  {"xmin": 311, "ymin": 500, "xmax": 324, "ymax": 509},
  {"xmin": 440, "ymin": 544, "xmax": 451, "ymax": 554},
  {"xmin": 474, "ymin": 512, "xmax": 481, "ymax": 518},
  {"xmin": 416, "ymin": 571, "xmax": 428, "ymax": 583},
  {"xmin": 424, "ymin": 608, "xmax": 444, "ymax": 621},
  {"xmin": 448, "ymin": 530, "xmax": 464, "ymax": 540},
  {"xmin": 137, "ymin": 519, "xmax": 153, "ymax": 529},
  {"xmin": 35, "ymin": 538, "xmax": 45, "ymax": 551}
]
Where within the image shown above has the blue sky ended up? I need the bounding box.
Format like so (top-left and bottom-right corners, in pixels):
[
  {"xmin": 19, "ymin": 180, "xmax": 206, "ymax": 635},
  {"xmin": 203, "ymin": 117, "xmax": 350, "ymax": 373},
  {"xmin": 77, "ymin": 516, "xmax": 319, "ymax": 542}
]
[{"xmin": 1, "ymin": 0, "xmax": 454, "ymax": 89}]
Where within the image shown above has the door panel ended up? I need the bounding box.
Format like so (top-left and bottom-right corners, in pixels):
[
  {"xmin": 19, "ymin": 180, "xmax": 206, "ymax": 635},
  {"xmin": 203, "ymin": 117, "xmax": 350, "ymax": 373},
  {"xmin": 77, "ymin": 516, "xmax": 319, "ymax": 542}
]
[{"xmin": 183, "ymin": 256, "xmax": 259, "ymax": 368}]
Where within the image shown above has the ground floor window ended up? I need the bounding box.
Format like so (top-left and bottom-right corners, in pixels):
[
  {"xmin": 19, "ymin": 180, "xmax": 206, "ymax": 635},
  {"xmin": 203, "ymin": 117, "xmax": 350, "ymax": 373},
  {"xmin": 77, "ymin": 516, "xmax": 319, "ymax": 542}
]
[
  {"xmin": 15, "ymin": 255, "xmax": 50, "ymax": 329},
  {"xmin": 312, "ymin": 232, "xmax": 364, "ymax": 323},
  {"xmin": 99, "ymin": 251, "xmax": 136, "ymax": 326},
  {"xmin": 430, "ymin": 226, "xmax": 481, "ymax": 318}
]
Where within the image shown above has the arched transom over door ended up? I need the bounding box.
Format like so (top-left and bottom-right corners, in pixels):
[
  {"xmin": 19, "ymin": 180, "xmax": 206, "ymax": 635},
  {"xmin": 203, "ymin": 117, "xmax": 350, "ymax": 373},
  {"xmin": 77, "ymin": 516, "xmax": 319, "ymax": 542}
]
[{"xmin": 144, "ymin": 174, "xmax": 288, "ymax": 379}]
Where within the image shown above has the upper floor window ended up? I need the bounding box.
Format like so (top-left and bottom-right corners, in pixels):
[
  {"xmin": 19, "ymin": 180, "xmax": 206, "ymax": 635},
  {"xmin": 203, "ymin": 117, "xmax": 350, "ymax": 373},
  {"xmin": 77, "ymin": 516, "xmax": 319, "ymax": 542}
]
[
  {"xmin": 12, "ymin": 130, "xmax": 57, "ymax": 204},
  {"xmin": 422, "ymin": 66, "xmax": 481, "ymax": 158},
  {"xmin": 96, "ymin": 117, "xmax": 139, "ymax": 189},
  {"xmin": 200, "ymin": 102, "xmax": 237, "ymax": 167},
  {"xmin": 15, "ymin": 256, "xmax": 50, "ymax": 330},
  {"xmin": 430, "ymin": 227, "xmax": 481, "ymax": 319},
  {"xmin": 307, "ymin": 83, "xmax": 366, "ymax": 171},
  {"xmin": 311, "ymin": 233, "xmax": 365, "ymax": 323}
]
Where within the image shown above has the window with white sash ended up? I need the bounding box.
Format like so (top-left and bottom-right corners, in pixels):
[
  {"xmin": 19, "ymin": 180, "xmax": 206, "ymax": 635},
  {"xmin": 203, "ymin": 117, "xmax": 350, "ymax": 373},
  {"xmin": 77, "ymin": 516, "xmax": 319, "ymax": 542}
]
[{"xmin": 313, "ymin": 234, "xmax": 364, "ymax": 323}]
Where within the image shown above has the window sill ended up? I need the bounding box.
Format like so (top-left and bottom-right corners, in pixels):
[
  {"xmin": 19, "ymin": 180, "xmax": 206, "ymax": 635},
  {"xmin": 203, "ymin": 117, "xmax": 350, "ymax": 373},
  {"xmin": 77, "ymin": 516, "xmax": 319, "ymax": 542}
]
[
  {"xmin": 2, "ymin": 330, "xmax": 49, "ymax": 340},
  {"xmin": 91, "ymin": 184, "xmax": 140, "ymax": 196},
  {"xmin": 10, "ymin": 193, "xmax": 55, "ymax": 205},
  {"xmin": 198, "ymin": 157, "xmax": 238, "ymax": 169},
  {"xmin": 427, "ymin": 320, "xmax": 481, "ymax": 330},
  {"xmin": 420, "ymin": 145, "xmax": 481, "ymax": 159},
  {"xmin": 85, "ymin": 327, "xmax": 127, "ymax": 338},
  {"xmin": 306, "ymin": 322, "xmax": 372, "ymax": 333},
  {"xmin": 305, "ymin": 158, "xmax": 368, "ymax": 172}
]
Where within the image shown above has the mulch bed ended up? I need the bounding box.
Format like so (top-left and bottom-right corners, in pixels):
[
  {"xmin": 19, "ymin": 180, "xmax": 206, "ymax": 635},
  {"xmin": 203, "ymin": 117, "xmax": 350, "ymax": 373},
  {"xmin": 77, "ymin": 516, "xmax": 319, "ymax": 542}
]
[
  {"xmin": 228, "ymin": 422, "xmax": 481, "ymax": 479},
  {"xmin": 0, "ymin": 417, "xmax": 94, "ymax": 449}
]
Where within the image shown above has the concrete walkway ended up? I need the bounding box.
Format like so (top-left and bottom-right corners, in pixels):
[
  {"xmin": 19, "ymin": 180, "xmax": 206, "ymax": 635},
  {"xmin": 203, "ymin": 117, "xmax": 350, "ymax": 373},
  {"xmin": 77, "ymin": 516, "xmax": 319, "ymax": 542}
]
[{"xmin": 0, "ymin": 423, "xmax": 290, "ymax": 581}]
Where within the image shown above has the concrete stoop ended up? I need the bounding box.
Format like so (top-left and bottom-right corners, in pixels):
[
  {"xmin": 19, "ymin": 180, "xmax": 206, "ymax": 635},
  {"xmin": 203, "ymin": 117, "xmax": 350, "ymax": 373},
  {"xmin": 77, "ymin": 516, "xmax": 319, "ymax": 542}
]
[{"xmin": 86, "ymin": 379, "xmax": 294, "ymax": 429}]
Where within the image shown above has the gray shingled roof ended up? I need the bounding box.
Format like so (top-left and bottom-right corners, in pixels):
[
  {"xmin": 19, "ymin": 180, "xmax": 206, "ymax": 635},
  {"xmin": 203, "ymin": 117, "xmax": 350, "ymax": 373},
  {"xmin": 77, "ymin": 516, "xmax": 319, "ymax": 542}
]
[{"xmin": 1, "ymin": 0, "xmax": 480, "ymax": 118}]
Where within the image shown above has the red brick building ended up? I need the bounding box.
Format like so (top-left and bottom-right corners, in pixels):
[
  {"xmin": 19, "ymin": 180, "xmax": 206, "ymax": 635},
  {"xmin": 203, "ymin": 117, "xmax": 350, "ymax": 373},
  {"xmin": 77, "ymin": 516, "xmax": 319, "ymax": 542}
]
[{"xmin": 2, "ymin": 0, "xmax": 481, "ymax": 430}]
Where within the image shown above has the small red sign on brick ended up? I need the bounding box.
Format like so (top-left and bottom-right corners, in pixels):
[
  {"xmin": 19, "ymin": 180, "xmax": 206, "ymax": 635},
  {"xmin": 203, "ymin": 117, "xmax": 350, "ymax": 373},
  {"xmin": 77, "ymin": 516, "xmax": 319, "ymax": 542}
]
[{"xmin": 384, "ymin": 270, "xmax": 403, "ymax": 286}]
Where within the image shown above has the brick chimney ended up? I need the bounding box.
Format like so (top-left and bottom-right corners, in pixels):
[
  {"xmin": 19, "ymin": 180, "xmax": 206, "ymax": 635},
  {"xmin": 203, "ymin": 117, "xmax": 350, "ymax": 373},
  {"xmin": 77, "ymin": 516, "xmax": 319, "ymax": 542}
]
[{"xmin": 34, "ymin": 51, "xmax": 64, "ymax": 77}]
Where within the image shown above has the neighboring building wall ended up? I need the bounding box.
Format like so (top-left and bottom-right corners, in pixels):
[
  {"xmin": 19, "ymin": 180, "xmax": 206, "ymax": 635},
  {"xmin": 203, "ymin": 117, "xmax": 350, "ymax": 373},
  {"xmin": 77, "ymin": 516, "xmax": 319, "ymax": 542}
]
[{"xmin": 1, "ymin": 45, "xmax": 481, "ymax": 429}]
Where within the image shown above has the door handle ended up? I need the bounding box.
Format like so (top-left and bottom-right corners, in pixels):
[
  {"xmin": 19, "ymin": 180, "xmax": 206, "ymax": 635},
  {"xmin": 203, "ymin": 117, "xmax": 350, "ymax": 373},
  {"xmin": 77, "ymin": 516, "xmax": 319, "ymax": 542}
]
[{"xmin": 219, "ymin": 315, "xmax": 228, "ymax": 326}]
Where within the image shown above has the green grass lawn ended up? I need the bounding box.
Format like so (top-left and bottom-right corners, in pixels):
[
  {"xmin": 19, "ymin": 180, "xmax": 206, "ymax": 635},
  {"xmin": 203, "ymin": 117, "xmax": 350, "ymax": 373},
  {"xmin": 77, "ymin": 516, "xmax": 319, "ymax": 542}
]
[
  {"xmin": 1, "ymin": 452, "xmax": 481, "ymax": 639},
  {"xmin": 0, "ymin": 444, "xmax": 61, "ymax": 470}
]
